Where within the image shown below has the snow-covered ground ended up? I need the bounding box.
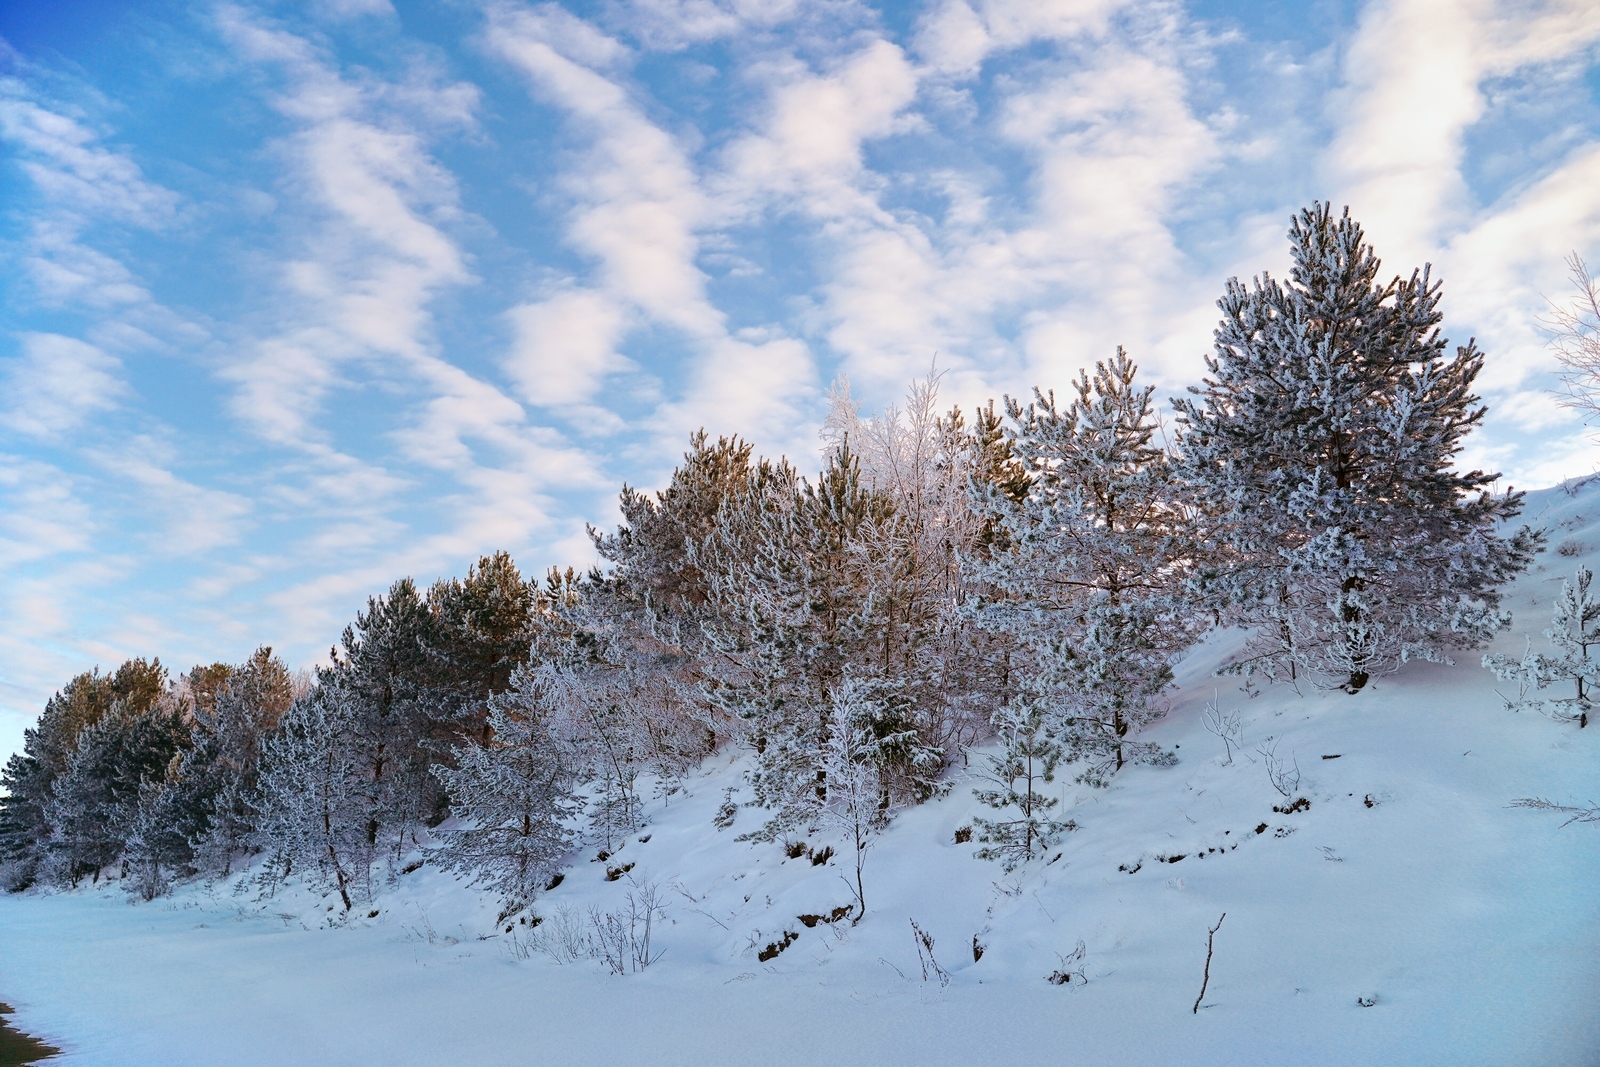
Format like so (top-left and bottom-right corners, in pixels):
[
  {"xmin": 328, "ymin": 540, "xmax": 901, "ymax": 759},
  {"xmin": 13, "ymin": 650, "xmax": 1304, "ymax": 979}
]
[{"xmin": 3, "ymin": 482, "xmax": 1599, "ymax": 1067}]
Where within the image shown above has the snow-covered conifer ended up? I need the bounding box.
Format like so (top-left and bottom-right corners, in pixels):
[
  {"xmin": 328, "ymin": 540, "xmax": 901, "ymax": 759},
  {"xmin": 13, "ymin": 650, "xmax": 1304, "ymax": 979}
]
[
  {"xmin": 971, "ymin": 698, "xmax": 1074, "ymax": 871},
  {"xmin": 0, "ymin": 661, "xmax": 166, "ymax": 888},
  {"xmin": 698, "ymin": 374, "xmax": 1010, "ymax": 839},
  {"xmin": 253, "ymin": 682, "xmax": 373, "ymax": 910},
  {"xmin": 430, "ymin": 666, "xmax": 576, "ymax": 906},
  {"xmin": 332, "ymin": 578, "xmax": 439, "ymax": 856},
  {"xmin": 122, "ymin": 780, "xmax": 191, "ymax": 900},
  {"xmin": 173, "ymin": 648, "xmax": 294, "ymax": 877},
  {"xmin": 1175, "ymin": 204, "xmax": 1541, "ymax": 691},
  {"xmin": 42, "ymin": 691, "xmax": 189, "ymax": 886},
  {"xmin": 971, "ymin": 351, "xmax": 1186, "ymax": 792},
  {"xmin": 426, "ymin": 552, "xmax": 544, "ymax": 749},
  {"xmin": 1484, "ymin": 564, "xmax": 1600, "ymax": 727}
]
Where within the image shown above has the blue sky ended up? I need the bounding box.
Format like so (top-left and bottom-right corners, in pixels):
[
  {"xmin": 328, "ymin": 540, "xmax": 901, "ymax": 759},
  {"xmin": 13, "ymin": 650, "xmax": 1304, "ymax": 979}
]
[{"xmin": 3, "ymin": 0, "xmax": 1600, "ymax": 761}]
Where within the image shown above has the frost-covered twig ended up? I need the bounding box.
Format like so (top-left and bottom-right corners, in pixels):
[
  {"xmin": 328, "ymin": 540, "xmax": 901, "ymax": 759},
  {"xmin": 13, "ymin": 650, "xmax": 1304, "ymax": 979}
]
[
  {"xmin": 1510, "ymin": 797, "xmax": 1600, "ymax": 826},
  {"xmin": 587, "ymin": 881, "xmax": 668, "ymax": 974},
  {"xmin": 1046, "ymin": 940, "xmax": 1087, "ymax": 986},
  {"xmin": 1201, "ymin": 692, "xmax": 1244, "ymax": 765},
  {"xmin": 1256, "ymin": 739, "xmax": 1299, "ymax": 797}
]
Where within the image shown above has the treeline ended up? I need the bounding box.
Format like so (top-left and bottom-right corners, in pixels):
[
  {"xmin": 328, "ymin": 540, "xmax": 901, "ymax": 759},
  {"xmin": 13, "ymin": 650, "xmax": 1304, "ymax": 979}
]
[{"xmin": 0, "ymin": 205, "xmax": 1542, "ymax": 908}]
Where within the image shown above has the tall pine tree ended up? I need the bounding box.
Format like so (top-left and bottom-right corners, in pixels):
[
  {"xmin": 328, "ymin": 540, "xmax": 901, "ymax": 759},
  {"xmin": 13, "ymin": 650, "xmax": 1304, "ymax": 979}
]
[
  {"xmin": 1174, "ymin": 204, "xmax": 1540, "ymax": 691},
  {"xmin": 971, "ymin": 351, "xmax": 1188, "ymax": 795}
]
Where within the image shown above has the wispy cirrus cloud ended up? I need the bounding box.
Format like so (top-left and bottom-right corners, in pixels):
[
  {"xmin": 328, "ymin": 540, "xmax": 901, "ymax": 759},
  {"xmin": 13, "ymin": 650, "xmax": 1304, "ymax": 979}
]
[
  {"xmin": 1323, "ymin": 0, "xmax": 1600, "ymax": 484},
  {"xmin": 2, "ymin": 333, "xmax": 128, "ymax": 440},
  {"xmin": 484, "ymin": 1, "xmax": 819, "ymax": 463},
  {"xmin": 209, "ymin": 4, "xmax": 607, "ymax": 642}
]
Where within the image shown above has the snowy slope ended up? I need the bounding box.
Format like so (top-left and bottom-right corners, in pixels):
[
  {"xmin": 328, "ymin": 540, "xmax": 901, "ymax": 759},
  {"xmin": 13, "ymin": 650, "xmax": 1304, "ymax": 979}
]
[{"xmin": 2, "ymin": 483, "xmax": 1599, "ymax": 1067}]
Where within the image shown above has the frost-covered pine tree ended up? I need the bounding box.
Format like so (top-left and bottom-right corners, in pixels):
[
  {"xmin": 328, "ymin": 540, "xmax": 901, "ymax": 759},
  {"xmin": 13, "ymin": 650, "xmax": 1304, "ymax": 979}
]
[
  {"xmin": 253, "ymin": 682, "xmax": 373, "ymax": 910},
  {"xmin": 821, "ymin": 374, "xmax": 1013, "ymax": 753},
  {"xmin": 813, "ymin": 677, "xmax": 892, "ymax": 925},
  {"xmin": 1483, "ymin": 564, "xmax": 1600, "ymax": 727},
  {"xmin": 971, "ymin": 351, "xmax": 1186, "ymax": 791},
  {"xmin": 699, "ymin": 443, "xmax": 948, "ymax": 839},
  {"xmin": 122, "ymin": 780, "xmax": 190, "ymax": 901},
  {"xmin": 1174, "ymin": 203, "xmax": 1541, "ymax": 691},
  {"xmin": 0, "ymin": 660, "xmax": 167, "ymax": 889},
  {"xmin": 970, "ymin": 697, "xmax": 1074, "ymax": 871},
  {"xmin": 174, "ymin": 648, "xmax": 294, "ymax": 877},
  {"xmin": 43, "ymin": 696, "xmax": 189, "ymax": 886},
  {"xmin": 430, "ymin": 666, "xmax": 577, "ymax": 906},
  {"xmin": 328, "ymin": 577, "xmax": 440, "ymax": 858}
]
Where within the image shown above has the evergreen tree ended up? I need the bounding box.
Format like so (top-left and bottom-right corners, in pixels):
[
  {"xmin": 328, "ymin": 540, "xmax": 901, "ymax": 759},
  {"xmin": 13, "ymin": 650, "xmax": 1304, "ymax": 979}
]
[
  {"xmin": 699, "ymin": 444, "xmax": 926, "ymax": 838},
  {"xmin": 430, "ymin": 666, "xmax": 576, "ymax": 907},
  {"xmin": 427, "ymin": 552, "xmax": 543, "ymax": 747},
  {"xmin": 971, "ymin": 352, "xmax": 1186, "ymax": 795},
  {"xmin": 970, "ymin": 699, "xmax": 1074, "ymax": 871},
  {"xmin": 582, "ymin": 432, "xmax": 766, "ymax": 778},
  {"xmin": 1483, "ymin": 564, "xmax": 1600, "ymax": 727},
  {"xmin": 823, "ymin": 375, "xmax": 1009, "ymax": 762},
  {"xmin": 253, "ymin": 682, "xmax": 373, "ymax": 910},
  {"xmin": 1, "ymin": 660, "xmax": 171, "ymax": 888},
  {"xmin": 1174, "ymin": 203, "xmax": 1541, "ymax": 691},
  {"xmin": 43, "ymin": 692, "xmax": 189, "ymax": 886},
  {"xmin": 122, "ymin": 779, "xmax": 192, "ymax": 900},
  {"xmin": 333, "ymin": 578, "xmax": 439, "ymax": 855},
  {"xmin": 172, "ymin": 648, "xmax": 295, "ymax": 877}
]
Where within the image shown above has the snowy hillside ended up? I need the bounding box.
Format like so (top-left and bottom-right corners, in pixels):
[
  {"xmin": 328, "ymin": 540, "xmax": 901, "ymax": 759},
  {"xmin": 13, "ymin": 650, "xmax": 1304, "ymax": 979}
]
[{"xmin": 2, "ymin": 481, "xmax": 1599, "ymax": 1067}]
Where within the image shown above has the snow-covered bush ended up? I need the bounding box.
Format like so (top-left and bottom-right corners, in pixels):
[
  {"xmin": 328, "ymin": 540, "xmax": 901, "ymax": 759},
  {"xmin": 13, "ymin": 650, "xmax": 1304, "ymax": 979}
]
[{"xmin": 1483, "ymin": 564, "xmax": 1600, "ymax": 727}]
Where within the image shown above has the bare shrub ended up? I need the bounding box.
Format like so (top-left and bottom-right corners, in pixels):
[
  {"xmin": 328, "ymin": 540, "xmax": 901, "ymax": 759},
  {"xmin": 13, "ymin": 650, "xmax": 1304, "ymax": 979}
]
[
  {"xmin": 909, "ymin": 919, "xmax": 950, "ymax": 987},
  {"xmin": 1201, "ymin": 692, "xmax": 1244, "ymax": 765},
  {"xmin": 1257, "ymin": 738, "xmax": 1300, "ymax": 797},
  {"xmin": 529, "ymin": 903, "xmax": 589, "ymax": 964},
  {"xmin": 588, "ymin": 882, "xmax": 667, "ymax": 974},
  {"xmin": 1046, "ymin": 940, "xmax": 1087, "ymax": 986},
  {"xmin": 1511, "ymin": 797, "xmax": 1600, "ymax": 826}
]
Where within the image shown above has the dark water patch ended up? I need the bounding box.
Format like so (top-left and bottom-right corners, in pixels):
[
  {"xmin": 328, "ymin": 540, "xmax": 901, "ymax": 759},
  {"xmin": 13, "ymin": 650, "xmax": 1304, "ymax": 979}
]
[{"xmin": 0, "ymin": 1003, "xmax": 59, "ymax": 1066}]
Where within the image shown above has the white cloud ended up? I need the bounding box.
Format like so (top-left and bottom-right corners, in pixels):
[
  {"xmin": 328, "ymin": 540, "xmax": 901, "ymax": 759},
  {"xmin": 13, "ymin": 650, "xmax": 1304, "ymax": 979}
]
[
  {"xmin": 88, "ymin": 440, "xmax": 255, "ymax": 554},
  {"xmin": 617, "ymin": 0, "xmax": 811, "ymax": 49},
  {"xmin": 505, "ymin": 289, "xmax": 635, "ymax": 409},
  {"xmin": 487, "ymin": 6, "xmax": 718, "ymax": 333},
  {"xmin": 718, "ymin": 2, "xmax": 1223, "ymax": 407},
  {"xmin": 722, "ymin": 40, "xmax": 920, "ymax": 216},
  {"xmin": 486, "ymin": 2, "xmax": 821, "ymax": 460},
  {"xmin": 1323, "ymin": 0, "xmax": 1600, "ymax": 488},
  {"xmin": 0, "ymin": 82, "xmax": 179, "ymax": 226},
  {"xmin": 0, "ymin": 453, "xmax": 96, "ymax": 567},
  {"xmin": 915, "ymin": 0, "xmax": 1126, "ymax": 77},
  {"xmin": 317, "ymin": 0, "xmax": 396, "ymax": 18},
  {"xmin": 1327, "ymin": 0, "xmax": 1600, "ymax": 264},
  {"xmin": 216, "ymin": 5, "xmax": 479, "ymax": 447},
  {"xmin": 1446, "ymin": 144, "xmax": 1600, "ymax": 392},
  {"xmin": 0, "ymin": 80, "xmax": 186, "ymax": 331},
  {"xmin": 3, "ymin": 333, "xmax": 128, "ymax": 440}
]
